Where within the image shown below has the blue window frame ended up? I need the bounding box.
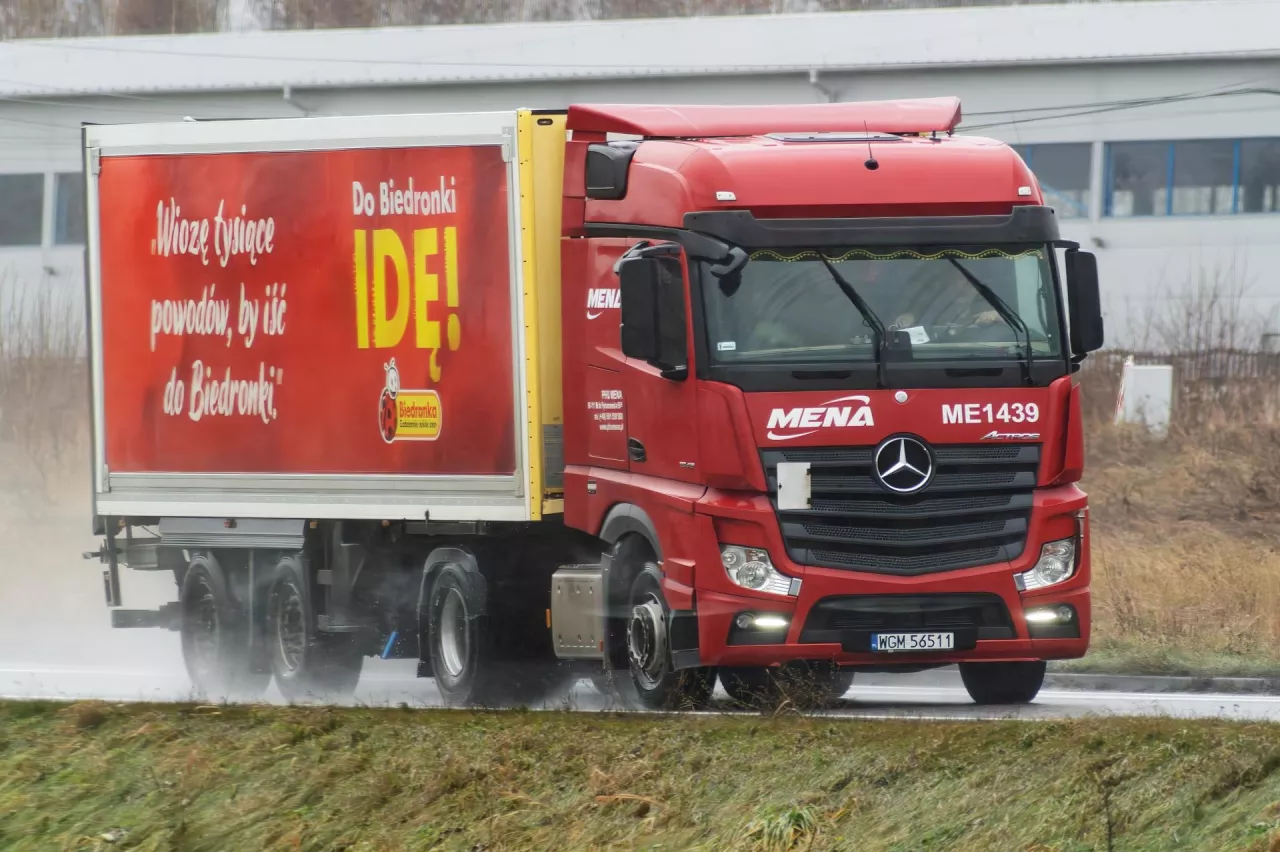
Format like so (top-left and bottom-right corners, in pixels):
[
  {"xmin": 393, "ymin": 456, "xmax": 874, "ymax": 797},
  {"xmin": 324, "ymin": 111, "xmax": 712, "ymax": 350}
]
[
  {"xmin": 1105, "ymin": 138, "xmax": 1280, "ymax": 217},
  {"xmin": 1016, "ymin": 143, "xmax": 1091, "ymax": 219}
]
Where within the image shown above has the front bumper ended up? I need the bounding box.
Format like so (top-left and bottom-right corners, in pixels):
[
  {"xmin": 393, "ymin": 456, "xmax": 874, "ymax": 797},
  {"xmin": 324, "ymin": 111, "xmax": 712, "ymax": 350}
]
[{"xmin": 686, "ymin": 484, "xmax": 1091, "ymax": 668}]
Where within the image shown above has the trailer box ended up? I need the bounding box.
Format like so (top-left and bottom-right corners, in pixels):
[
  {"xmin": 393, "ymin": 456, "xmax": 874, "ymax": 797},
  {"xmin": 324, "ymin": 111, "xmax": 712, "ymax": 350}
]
[{"xmin": 85, "ymin": 111, "xmax": 565, "ymax": 525}]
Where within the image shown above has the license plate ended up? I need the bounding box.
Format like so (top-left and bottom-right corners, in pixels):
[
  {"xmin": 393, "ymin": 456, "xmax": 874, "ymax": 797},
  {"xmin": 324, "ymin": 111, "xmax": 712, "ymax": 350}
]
[{"xmin": 871, "ymin": 632, "xmax": 955, "ymax": 653}]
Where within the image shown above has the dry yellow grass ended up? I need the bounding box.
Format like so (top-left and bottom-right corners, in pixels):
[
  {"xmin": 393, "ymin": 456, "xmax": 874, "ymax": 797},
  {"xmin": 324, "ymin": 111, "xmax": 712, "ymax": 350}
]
[
  {"xmin": 1091, "ymin": 529, "xmax": 1280, "ymax": 664},
  {"xmin": 1076, "ymin": 366, "xmax": 1280, "ymax": 674}
]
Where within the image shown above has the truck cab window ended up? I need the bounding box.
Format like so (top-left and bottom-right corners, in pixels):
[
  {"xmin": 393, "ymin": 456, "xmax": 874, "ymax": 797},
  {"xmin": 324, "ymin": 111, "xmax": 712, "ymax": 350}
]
[{"xmin": 702, "ymin": 246, "xmax": 1061, "ymax": 364}]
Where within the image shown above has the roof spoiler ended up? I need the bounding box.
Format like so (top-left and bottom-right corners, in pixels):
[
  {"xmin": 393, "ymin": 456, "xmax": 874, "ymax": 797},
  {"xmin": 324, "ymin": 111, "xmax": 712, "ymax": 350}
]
[{"xmin": 565, "ymin": 97, "xmax": 962, "ymax": 138}]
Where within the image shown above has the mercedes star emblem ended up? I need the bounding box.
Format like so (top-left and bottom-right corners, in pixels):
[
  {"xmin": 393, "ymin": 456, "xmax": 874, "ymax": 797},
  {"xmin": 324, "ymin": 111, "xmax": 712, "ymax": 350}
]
[{"xmin": 873, "ymin": 435, "xmax": 934, "ymax": 494}]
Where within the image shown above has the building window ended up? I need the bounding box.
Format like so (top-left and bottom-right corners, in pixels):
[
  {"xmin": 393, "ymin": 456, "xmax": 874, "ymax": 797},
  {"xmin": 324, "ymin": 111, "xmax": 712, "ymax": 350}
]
[
  {"xmin": 1106, "ymin": 142, "xmax": 1169, "ymax": 217},
  {"xmin": 54, "ymin": 172, "xmax": 86, "ymax": 246},
  {"xmin": 1171, "ymin": 140, "xmax": 1234, "ymax": 215},
  {"xmin": 1106, "ymin": 138, "xmax": 1280, "ymax": 217},
  {"xmin": 1240, "ymin": 139, "xmax": 1280, "ymax": 214},
  {"xmin": 1018, "ymin": 144, "xmax": 1092, "ymax": 219},
  {"xmin": 0, "ymin": 174, "xmax": 44, "ymax": 246}
]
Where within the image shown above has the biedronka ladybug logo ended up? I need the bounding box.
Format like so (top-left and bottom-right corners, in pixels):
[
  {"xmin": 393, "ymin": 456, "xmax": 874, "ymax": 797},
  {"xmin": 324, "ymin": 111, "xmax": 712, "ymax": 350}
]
[{"xmin": 378, "ymin": 357, "xmax": 442, "ymax": 444}]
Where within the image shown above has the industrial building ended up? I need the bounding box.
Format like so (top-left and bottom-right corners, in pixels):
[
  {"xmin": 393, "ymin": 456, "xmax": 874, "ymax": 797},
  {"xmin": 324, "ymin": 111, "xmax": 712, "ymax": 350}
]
[{"xmin": 1, "ymin": 0, "xmax": 1278, "ymax": 347}]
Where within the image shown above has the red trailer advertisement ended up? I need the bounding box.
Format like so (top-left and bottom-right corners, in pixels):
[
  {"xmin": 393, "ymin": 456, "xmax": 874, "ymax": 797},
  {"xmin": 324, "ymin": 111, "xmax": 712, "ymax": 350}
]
[{"xmin": 86, "ymin": 113, "xmax": 533, "ymax": 522}]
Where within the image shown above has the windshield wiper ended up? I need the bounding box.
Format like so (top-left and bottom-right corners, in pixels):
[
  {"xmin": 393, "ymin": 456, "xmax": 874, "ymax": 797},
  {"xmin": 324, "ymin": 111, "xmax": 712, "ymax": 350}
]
[
  {"xmin": 945, "ymin": 257, "xmax": 1034, "ymax": 386},
  {"xmin": 818, "ymin": 256, "xmax": 890, "ymax": 389}
]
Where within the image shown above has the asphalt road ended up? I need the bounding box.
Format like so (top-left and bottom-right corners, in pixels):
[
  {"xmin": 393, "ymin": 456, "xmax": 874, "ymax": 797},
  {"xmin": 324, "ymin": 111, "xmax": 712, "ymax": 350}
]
[{"xmin": 4, "ymin": 658, "xmax": 1280, "ymax": 721}]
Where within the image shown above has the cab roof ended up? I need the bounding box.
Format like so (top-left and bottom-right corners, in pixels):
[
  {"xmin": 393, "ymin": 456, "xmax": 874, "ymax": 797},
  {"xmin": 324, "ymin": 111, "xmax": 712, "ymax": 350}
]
[{"xmin": 579, "ymin": 127, "xmax": 1043, "ymax": 228}]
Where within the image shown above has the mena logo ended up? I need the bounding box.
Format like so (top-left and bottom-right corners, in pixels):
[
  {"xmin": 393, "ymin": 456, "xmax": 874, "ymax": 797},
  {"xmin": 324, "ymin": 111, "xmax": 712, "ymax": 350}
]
[
  {"xmin": 766, "ymin": 395, "xmax": 875, "ymax": 441},
  {"xmin": 586, "ymin": 288, "xmax": 621, "ymax": 320},
  {"xmin": 379, "ymin": 358, "xmax": 442, "ymax": 444}
]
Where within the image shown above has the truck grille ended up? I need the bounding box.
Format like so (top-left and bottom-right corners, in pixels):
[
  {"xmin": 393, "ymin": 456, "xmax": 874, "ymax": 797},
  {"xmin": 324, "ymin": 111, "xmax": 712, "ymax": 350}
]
[{"xmin": 762, "ymin": 443, "xmax": 1039, "ymax": 576}]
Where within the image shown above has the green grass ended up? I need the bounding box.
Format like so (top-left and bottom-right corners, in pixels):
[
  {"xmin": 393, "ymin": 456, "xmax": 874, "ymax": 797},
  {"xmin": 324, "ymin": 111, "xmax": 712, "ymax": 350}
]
[
  {"xmin": 1055, "ymin": 639, "xmax": 1280, "ymax": 681},
  {"xmin": 4, "ymin": 701, "xmax": 1280, "ymax": 851}
]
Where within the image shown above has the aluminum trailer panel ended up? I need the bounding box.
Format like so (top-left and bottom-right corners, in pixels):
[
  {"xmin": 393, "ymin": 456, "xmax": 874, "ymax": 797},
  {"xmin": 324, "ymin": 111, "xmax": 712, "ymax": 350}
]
[{"xmin": 84, "ymin": 111, "xmax": 542, "ymax": 523}]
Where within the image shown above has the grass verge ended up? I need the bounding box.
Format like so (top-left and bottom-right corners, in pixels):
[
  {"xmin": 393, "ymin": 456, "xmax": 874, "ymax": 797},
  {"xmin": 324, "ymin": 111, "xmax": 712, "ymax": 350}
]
[
  {"xmin": 1052, "ymin": 639, "xmax": 1280, "ymax": 680},
  {"xmin": 4, "ymin": 701, "xmax": 1280, "ymax": 851}
]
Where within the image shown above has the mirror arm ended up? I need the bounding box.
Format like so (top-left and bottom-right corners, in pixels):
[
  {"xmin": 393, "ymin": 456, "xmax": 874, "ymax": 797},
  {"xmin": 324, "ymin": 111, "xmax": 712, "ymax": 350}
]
[
  {"xmin": 613, "ymin": 240, "xmax": 681, "ymax": 274},
  {"xmin": 708, "ymin": 246, "xmax": 748, "ymax": 278},
  {"xmin": 658, "ymin": 365, "xmax": 689, "ymax": 381},
  {"xmin": 612, "ymin": 241, "xmax": 652, "ymax": 274}
]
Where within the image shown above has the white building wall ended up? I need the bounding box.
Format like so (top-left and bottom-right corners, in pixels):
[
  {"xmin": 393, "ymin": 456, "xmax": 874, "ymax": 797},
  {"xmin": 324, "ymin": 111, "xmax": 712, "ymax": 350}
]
[{"xmin": 2, "ymin": 57, "xmax": 1279, "ymax": 348}]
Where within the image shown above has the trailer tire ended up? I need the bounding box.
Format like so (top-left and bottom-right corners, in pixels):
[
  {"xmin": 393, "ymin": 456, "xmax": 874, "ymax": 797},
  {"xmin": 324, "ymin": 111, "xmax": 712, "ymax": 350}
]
[
  {"xmin": 267, "ymin": 556, "xmax": 364, "ymax": 703},
  {"xmin": 626, "ymin": 567, "xmax": 716, "ymax": 710},
  {"xmin": 426, "ymin": 562, "xmax": 489, "ymax": 706},
  {"xmin": 179, "ymin": 554, "xmax": 270, "ymax": 701},
  {"xmin": 959, "ymin": 660, "xmax": 1046, "ymax": 705}
]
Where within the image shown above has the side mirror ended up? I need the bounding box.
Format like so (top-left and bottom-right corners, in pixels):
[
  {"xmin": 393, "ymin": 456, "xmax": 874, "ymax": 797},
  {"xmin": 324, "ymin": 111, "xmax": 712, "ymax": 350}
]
[
  {"xmin": 619, "ymin": 255, "xmax": 688, "ymax": 379},
  {"xmin": 1065, "ymin": 249, "xmax": 1104, "ymax": 355}
]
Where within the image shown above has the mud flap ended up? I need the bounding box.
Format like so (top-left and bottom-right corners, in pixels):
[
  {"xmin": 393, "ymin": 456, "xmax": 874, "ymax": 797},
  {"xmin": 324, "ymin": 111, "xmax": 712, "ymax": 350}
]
[{"xmin": 669, "ymin": 609, "xmax": 701, "ymax": 670}]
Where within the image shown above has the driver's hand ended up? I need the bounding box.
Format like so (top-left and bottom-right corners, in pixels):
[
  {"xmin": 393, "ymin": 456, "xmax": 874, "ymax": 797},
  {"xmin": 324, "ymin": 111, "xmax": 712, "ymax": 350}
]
[{"xmin": 973, "ymin": 309, "xmax": 1001, "ymax": 326}]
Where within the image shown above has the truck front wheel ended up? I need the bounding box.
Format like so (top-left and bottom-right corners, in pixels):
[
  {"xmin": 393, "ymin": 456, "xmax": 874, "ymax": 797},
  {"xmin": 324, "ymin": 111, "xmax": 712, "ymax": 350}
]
[
  {"xmin": 179, "ymin": 554, "xmax": 270, "ymax": 701},
  {"xmin": 959, "ymin": 660, "xmax": 1046, "ymax": 705},
  {"xmin": 627, "ymin": 568, "xmax": 716, "ymax": 710},
  {"xmin": 721, "ymin": 662, "xmax": 854, "ymax": 710},
  {"xmin": 267, "ymin": 556, "xmax": 364, "ymax": 703}
]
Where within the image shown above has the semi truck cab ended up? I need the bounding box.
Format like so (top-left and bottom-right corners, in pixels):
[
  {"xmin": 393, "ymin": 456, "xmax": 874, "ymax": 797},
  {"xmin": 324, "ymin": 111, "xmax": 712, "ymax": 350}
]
[{"xmin": 553, "ymin": 99, "xmax": 1102, "ymax": 706}]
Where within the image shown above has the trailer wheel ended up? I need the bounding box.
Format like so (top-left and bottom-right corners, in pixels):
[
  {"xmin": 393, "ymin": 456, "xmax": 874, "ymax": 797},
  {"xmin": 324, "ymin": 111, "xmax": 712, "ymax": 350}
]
[
  {"xmin": 959, "ymin": 660, "xmax": 1046, "ymax": 705},
  {"xmin": 626, "ymin": 568, "xmax": 716, "ymax": 710},
  {"xmin": 267, "ymin": 556, "xmax": 364, "ymax": 703},
  {"xmin": 426, "ymin": 562, "xmax": 489, "ymax": 706},
  {"xmin": 179, "ymin": 554, "xmax": 270, "ymax": 701}
]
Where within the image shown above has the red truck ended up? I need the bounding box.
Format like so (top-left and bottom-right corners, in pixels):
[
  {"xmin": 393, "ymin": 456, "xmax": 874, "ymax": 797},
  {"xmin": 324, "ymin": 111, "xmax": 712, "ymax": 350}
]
[{"xmin": 83, "ymin": 98, "xmax": 1102, "ymax": 708}]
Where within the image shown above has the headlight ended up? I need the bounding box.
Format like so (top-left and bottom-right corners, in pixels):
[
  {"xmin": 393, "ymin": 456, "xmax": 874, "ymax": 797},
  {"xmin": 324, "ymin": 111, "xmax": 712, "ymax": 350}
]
[
  {"xmin": 720, "ymin": 545, "xmax": 799, "ymax": 597},
  {"xmin": 1015, "ymin": 538, "xmax": 1076, "ymax": 591}
]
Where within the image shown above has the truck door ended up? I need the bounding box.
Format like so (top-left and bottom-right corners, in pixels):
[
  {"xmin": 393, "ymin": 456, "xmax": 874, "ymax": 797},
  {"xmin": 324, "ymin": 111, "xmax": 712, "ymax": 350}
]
[{"xmin": 616, "ymin": 245, "xmax": 701, "ymax": 483}]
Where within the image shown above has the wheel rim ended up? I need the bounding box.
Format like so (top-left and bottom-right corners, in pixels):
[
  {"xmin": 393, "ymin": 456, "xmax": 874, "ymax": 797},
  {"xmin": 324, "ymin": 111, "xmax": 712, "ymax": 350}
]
[
  {"xmin": 439, "ymin": 587, "xmax": 469, "ymax": 679},
  {"xmin": 188, "ymin": 577, "xmax": 221, "ymax": 678},
  {"xmin": 275, "ymin": 581, "xmax": 307, "ymax": 675},
  {"xmin": 628, "ymin": 593, "xmax": 668, "ymax": 691}
]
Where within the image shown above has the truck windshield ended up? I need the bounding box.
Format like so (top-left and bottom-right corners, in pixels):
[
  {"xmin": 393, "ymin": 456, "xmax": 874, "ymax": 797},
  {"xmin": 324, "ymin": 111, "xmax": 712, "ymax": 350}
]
[{"xmin": 702, "ymin": 246, "xmax": 1063, "ymax": 365}]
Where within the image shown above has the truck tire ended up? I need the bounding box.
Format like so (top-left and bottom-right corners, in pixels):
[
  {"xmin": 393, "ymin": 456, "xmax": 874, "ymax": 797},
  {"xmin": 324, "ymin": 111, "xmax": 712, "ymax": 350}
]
[
  {"xmin": 426, "ymin": 562, "xmax": 489, "ymax": 706},
  {"xmin": 959, "ymin": 660, "xmax": 1046, "ymax": 705},
  {"xmin": 794, "ymin": 660, "xmax": 855, "ymax": 707},
  {"xmin": 720, "ymin": 667, "xmax": 774, "ymax": 708},
  {"xmin": 626, "ymin": 567, "xmax": 716, "ymax": 710},
  {"xmin": 179, "ymin": 554, "xmax": 270, "ymax": 701},
  {"xmin": 267, "ymin": 555, "xmax": 364, "ymax": 703},
  {"xmin": 721, "ymin": 662, "xmax": 854, "ymax": 710}
]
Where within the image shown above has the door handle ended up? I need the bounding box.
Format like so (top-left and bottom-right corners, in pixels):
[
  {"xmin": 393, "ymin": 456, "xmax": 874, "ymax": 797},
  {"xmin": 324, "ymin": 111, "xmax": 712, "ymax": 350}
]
[{"xmin": 627, "ymin": 438, "xmax": 646, "ymax": 463}]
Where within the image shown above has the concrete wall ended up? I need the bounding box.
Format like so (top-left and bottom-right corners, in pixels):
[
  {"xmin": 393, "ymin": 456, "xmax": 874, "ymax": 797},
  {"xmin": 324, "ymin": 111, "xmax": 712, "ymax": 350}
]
[{"xmin": 3, "ymin": 57, "xmax": 1278, "ymax": 348}]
